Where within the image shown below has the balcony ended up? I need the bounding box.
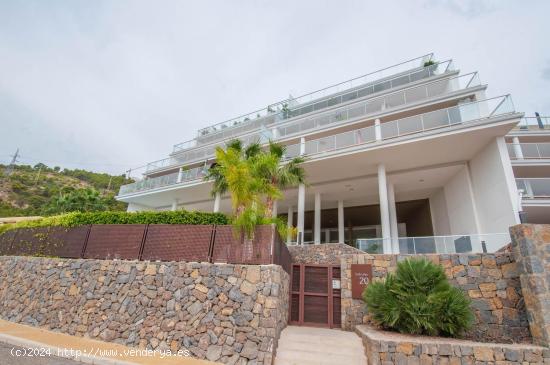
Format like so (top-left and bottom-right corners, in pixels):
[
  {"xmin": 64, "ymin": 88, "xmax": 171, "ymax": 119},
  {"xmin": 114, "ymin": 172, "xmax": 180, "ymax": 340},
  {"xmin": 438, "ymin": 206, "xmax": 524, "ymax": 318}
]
[
  {"xmin": 355, "ymin": 233, "xmax": 510, "ymax": 254},
  {"xmin": 507, "ymin": 143, "xmax": 550, "ymax": 160},
  {"xmin": 284, "ymin": 95, "xmax": 515, "ymax": 159},
  {"xmin": 118, "ymin": 95, "xmax": 516, "ymax": 198},
  {"xmin": 172, "ymin": 56, "xmax": 453, "ymax": 153},
  {"xmin": 513, "ymin": 116, "xmax": 550, "ymax": 131},
  {"xmin": 148, "ymin": 72, "xmax": 480, "ymax": 174},
  {"xmin": 516, "ymin": 178, "xmax": 550, "ymax": 199},
  {"xmin": 119, "ymin": 166, "xmax": 207, "ymax": 196}
]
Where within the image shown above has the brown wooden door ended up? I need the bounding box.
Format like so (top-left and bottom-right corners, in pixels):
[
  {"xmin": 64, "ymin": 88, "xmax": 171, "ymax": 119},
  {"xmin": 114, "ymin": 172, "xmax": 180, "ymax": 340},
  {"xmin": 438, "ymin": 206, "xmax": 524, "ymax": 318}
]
[{"xmin": 290, "ymin": 264, "xmax": 341, "ymax": 328}]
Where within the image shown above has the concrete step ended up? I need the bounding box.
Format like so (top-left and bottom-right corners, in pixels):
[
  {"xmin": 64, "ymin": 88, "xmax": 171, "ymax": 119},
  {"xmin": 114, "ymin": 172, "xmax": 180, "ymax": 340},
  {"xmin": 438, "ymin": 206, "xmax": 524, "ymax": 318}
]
[
  {"xmin": 274, "ymin": 326, "xmax": 367, "ymax": 365},
  {"xmin": 275, "ymin": 349, "xmax": 366, "ymax": 365}
]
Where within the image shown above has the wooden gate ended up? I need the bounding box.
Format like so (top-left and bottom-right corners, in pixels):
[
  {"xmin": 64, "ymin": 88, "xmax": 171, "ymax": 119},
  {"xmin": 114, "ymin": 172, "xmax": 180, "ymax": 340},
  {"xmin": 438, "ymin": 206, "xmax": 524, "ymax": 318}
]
[{"xmin": 290, "ymin": 264, "xmax": 341, "ymax": 328}]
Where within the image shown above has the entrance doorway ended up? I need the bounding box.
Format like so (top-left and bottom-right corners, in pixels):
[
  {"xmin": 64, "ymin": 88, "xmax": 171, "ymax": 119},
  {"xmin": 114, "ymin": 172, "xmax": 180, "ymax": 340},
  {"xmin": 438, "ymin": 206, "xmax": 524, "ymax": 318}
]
[{"xmin": 290, "ymin": 264, "xmax": 341, "ymax": 328}]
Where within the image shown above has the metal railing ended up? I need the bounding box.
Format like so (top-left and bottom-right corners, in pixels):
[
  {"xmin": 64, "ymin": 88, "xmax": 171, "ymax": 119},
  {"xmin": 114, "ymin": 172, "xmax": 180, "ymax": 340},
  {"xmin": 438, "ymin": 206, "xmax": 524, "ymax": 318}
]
[
  {"xmin": 513, "ymin": 116, "xmax": 550, "ymax": 130},
  {"xmin": 172, "ymin": 56, "xmax": 452, "ymax": 153},
  {"xmin": 152, "ymin": 72, "xmax": 478, "ymax": 173},
  {"xmin": 507, "ymin": 143, "xmax": 550, "ymax": 159},
  {"xmin": 274, "ymin": 71, "xmax": 477, "ymax": 139},
  {"xmin": 516, "ymin": 178, "xmax": 550, "ymax": 198},
  {"xmin": 147, "ymin": 132, "xmax": 265, "ymax": 173},
  {"xmin": 119, "ymin": 166, "xmax": 207, "ymax": 196},
  {"xmin": 284, "ymin": 95, "xmax": 514, "ymax": 159},
  {"xmin": 123, "ymin": 94, "xmax": 514, "ymax": 195},
  {"xmin": 357, "ymin": 233, "xmax": 510, "ymax": 254},
  {"xmin": 193, "ymin": 54, "xmax": 436, "ymax": 139}
]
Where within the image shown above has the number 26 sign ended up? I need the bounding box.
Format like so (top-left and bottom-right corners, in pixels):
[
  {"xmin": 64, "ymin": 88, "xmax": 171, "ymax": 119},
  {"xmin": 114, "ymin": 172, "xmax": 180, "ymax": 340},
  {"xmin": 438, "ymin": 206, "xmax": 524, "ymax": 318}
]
[{"xmin": 351, "ymin": 264, "xmax": 373, "ymax": 299}]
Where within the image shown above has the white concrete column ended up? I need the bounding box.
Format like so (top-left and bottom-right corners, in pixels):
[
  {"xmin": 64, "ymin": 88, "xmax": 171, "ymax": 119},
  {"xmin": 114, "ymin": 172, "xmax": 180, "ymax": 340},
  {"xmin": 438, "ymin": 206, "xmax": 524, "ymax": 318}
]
[
  {"xmin": 387, "ymin": 182, "xmax": 399, "ymax": 254},
  {"xmin": 314, "ymin": 192, "xmax": 321, "ymax": 244},
  {"xmin": 177, "ymin": 167, "xmax": 184, "ymax": 183},
  {"xmin": 271, "ymin": 127, "xmax": 279, "ymax": 140},
  {"xmin": 171, "ymin": 199, "xmax": 179, "ymax": 211},
  {"xmin": 287, "ymin": 205, "xmax": 294, "ymax": 244},
  {"xmin": 272, "ymin": 200, "xmax": 278, "ymax": 218},
  {"xmin": 338, "ymin": 200, "xmax": 345, "ymax": 244},
  {"xmin": 377, "ymin": 164, "xmax": 392, "ymax": 253},
  {"xmin": 325, "ymin": 229, "xmax": 330, "ymax": 244},
  {"xmin": 375, "ymin": 119, "xmax": 382, "ymax": 141},
  {"xmin": 213, "ymin": 193, "xmax": 221, "ymax": 213},
  {"xmin": 300, "ymin": 137, "xmax": 306, "ymax": 155},
  {"xmin": 297, "ymin": 184, "xmax": 305, "ymax": 245},
  {"xmin": 512, "ymin": 137, "xmax": 524, "ymax": 159}
]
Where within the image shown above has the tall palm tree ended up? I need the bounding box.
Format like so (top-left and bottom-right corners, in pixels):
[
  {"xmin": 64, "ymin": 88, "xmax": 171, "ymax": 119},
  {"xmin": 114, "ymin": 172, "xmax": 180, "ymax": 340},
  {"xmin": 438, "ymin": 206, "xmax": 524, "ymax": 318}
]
[
  {"xmin": 251, "ymin": 141, "xmax": 306, "ymax": 218},
  {"xmin": 204, "ymin": 139, "xmax": 262, "ymax": 218}
]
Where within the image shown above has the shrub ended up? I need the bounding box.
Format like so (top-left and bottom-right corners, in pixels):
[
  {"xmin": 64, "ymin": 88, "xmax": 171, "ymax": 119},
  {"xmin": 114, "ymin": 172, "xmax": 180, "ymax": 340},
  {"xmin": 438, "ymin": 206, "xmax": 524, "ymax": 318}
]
[
  {"xmin": 0, "ymin": 210, "xmax": 229, "ymax": 235},
  {"xmin": 363, "ymin": 257, "xmax": 473, "ymax": 337}
]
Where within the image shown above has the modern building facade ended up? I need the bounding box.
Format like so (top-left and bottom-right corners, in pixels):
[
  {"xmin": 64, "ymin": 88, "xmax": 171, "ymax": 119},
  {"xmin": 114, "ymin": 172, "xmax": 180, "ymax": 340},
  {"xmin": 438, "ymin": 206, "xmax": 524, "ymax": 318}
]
[{"xmin": 116, "ymin": 54, "xmax": 550, "ymax": 254}]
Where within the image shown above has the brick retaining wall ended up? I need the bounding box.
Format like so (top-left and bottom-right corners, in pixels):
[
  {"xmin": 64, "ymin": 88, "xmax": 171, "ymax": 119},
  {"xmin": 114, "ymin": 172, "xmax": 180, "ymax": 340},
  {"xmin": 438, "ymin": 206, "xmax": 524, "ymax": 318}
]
[{"xmin": 0, "ymin": 256, "xmax": 289, "ymax": 364}]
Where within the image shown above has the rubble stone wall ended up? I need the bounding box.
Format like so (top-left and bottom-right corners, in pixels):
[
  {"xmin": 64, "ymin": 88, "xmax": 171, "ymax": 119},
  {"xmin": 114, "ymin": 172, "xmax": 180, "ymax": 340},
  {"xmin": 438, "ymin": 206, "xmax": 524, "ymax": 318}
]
[{"xmin": 0, "ymin": 256, "xmax": 289, "ymax": 365}]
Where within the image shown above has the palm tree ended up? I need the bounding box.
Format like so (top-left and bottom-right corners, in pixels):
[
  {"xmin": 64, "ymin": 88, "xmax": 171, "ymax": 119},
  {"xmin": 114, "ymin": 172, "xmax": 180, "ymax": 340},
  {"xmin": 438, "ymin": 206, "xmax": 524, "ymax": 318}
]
[
  {"xmin": 251, "ymin": 141, "xmax": 306, "ymax": 218},
  {"xmin": 204, "ymin": 139, "xmax": 262, "ymax": 222}
]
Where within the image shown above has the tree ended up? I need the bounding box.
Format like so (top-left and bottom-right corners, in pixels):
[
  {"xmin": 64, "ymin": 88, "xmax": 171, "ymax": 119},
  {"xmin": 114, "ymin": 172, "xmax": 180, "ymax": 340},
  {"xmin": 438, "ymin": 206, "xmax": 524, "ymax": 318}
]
[
  {"xmin": 205, "ymin": 139, "xmax": 306, "ymax": 244},
  {"xmin": 205, "ymin": 140, "xmax": 263, "ymax": 237},
  {"xmin": 43, "ymin": 188, "xmax": 107, "ymax": 214},
  {"xmin": 251, "ymin": 141, "xmax": 305, "ymax": 218}
]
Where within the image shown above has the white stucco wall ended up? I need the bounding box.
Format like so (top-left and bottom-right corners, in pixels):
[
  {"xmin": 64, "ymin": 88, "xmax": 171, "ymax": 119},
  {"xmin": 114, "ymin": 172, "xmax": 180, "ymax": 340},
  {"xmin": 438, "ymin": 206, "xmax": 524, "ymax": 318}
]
[
  {"xmin": 126, "ymin": 202, "xmax": 153, "ymax": 212},
  {"xmin": 429, "ymin": 188, "xmax": 451, "ymax": 236},
  {"xmin": 468, "ymin": 137, "xmax": 519, "ymax": 234},
  {"xmin": 443, "ymin": 165, "xmax": 480, "ymax": 235}
]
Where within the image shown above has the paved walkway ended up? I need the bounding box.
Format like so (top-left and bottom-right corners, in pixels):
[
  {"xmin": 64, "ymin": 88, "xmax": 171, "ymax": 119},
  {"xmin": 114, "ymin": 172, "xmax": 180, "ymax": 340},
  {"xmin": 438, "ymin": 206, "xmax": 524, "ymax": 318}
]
[
  {"xmin": 0, "ymin": 319, "xmax": 216, "ymax": 365},
  {"xmin": 274, "ymin": 326, "xmax": 367, "ymax": 365}
]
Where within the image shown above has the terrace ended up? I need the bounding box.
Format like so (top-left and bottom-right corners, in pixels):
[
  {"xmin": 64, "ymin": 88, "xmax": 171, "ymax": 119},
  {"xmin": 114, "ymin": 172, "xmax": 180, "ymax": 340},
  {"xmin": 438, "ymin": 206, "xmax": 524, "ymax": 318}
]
[
  {"xmin": 144, "ymin": 71, "xmax": 479, "ymax": 174},
  {"xmin": 118, "ymin": 95, "xmax": 516, "ymax": 198}
]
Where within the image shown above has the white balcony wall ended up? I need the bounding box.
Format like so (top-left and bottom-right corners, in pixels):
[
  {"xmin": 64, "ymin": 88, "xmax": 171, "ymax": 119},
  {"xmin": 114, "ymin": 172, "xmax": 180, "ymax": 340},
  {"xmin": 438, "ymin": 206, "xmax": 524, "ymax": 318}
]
[
  {"xmin": 429, "ymin": 188, "xmax": 451, "ymax": 236},
  {"xmin": 443, "ymin": 166, "xmax": 480, "ymax": 236},
  {"xmin": 127, "ymin": 202, "xmax": 153, "ymax": 212},
  {"xmin": 468, "ymin": 138, "xmax": 520, "ymax": 237}
]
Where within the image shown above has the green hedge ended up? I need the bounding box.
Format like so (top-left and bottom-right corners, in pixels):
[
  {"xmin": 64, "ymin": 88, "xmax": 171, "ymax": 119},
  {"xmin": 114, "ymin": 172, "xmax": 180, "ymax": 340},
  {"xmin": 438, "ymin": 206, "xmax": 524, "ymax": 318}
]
[{"xmin": 0, "ymin": 210, "xmax": 229, "ymax": 235}]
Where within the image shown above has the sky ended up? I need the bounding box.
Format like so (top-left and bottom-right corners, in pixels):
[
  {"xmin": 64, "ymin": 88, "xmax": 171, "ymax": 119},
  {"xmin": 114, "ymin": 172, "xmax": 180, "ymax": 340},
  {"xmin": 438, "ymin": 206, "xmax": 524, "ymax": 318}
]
[{"xmin": 1, "ymin": 0, "xmax": 549, "ymax": 176}]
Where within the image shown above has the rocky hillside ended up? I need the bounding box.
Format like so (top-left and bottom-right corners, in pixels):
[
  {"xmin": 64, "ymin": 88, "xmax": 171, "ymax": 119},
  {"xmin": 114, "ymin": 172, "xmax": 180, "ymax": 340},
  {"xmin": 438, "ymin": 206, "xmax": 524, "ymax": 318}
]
[{"xmin": 0, "ymin": 163, "xmax": 133, "ymax": 217}]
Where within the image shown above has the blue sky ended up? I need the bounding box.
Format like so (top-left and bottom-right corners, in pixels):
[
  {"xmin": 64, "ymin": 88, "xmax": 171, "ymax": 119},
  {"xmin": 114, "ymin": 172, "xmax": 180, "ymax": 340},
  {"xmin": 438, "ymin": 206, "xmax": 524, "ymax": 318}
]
[{"xmin": 1, "ymin": 0, "xmax": 549, "ymax": 175}]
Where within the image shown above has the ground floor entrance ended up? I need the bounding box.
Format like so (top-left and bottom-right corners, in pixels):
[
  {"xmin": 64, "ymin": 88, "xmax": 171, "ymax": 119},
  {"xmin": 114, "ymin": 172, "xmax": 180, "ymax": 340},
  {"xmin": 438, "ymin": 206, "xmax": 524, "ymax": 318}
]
[{"xmin": 290, "ymin": 264, "xmax": 341, "ymax": 328}]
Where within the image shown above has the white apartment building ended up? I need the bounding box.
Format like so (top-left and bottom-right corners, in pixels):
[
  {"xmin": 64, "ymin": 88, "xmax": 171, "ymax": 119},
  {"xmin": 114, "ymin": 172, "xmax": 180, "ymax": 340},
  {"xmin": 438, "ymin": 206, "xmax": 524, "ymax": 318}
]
[{"xmin": 116, "ymin": 54, "xmax": 550, "ymax": 254}]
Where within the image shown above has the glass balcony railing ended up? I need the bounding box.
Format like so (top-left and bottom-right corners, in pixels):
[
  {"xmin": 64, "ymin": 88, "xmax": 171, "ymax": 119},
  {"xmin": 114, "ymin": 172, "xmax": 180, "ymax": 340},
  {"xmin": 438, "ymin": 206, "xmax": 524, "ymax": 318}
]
[
  {"xmin": 356, "ymin": 233, "xmax": 510, "ymax": 254},
  {"xmin": 147, "ymin": 132, "xmax": 265, "ymax": 173},
  {"xmin": 119, "ymin": 171, "xmax": 179, "ymax": 196},
  {"xmin": 516, "ymin": 178, "xmax": 550, "ymax": 198},
  {"xmin": 513, "ymin": 116, "xmax": 550, "ymax": 131},
  {"xmin": 507, "ymin": 143, "xmax": 550, "ymax": 159},
  {"xmin": 151, "ymin": 72, "xmax": 479, "ymax": 173},
  {"xmin": 124, "ymin": 94, "xmax": 514, "ymax": 196},
  {"xmin": 172, "ymin": 56, "xmax": 453, "ymax": 153},
  {"xmin": 274, "ymin": 72, "xmax": 479, "ymax": 139},
  {"xmin": 284, "ymin": 95, "xmax": 515, "ymax": 159},
  {"xmin": 118, "ymin": 166, "xmax": 207, "ymax": 196}
]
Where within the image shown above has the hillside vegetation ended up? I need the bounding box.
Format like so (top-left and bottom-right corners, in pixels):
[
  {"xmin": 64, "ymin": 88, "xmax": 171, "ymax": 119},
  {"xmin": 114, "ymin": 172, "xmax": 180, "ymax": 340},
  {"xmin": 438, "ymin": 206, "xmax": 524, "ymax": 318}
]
[{"xmin": 0, "ymin": 163, "xmax": 133, "ymax": 217}]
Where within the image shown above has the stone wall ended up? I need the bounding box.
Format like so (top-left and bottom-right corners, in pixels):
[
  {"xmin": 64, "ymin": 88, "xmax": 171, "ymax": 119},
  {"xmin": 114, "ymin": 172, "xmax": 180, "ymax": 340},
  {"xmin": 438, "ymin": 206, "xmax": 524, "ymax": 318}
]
[
  {"xmin": 288, "ymin": 243, "xmax": 364, "ymax": 265},
  {"xmin": 510, "ymin": 224, "xmax": 550, "ymax": 347},
  {"xmin": 341, "ymin": 252, "xmax": 531, "ymax": 343},
  {"xmin": 356, "ymin": 325, "xmax": 549, "ymax": 365},
  {"xmin": 0, "ymin": 256, "xmax": 289, "ymax": 365}
]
